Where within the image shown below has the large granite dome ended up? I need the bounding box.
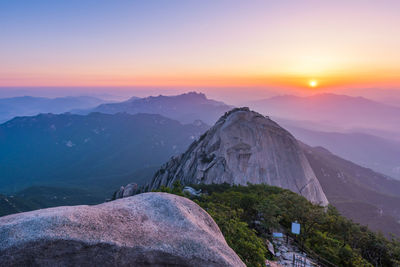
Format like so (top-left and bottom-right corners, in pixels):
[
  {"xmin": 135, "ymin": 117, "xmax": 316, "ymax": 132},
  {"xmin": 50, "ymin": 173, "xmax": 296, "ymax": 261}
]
[{"xmin": 148, "ymin": 108, "xmax": 328, "ymax": 206}]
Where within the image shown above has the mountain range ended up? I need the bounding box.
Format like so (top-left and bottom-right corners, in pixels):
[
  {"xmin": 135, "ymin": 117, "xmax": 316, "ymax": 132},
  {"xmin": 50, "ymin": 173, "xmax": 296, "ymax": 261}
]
[
  {"xmin": 0, "ymin": 112, "xmax": 208, "ymax": 197},
  {"xmin": 0, "ymin": 96, "xmax": 106, "ymax": 123},
  {"xmin": 248, "ymin": 93, "xmax": 400, "ymax": 141},
  {"xmin": 87, "ymin": 92, "xmax": 232, "ymax": 124},
  {"xmin": 12, "ymin": 92, "xmax": 398, "ymax": 180},
  {"xmin": 283, "ymin": 125, "xmax": 400, "ymax": 179}
]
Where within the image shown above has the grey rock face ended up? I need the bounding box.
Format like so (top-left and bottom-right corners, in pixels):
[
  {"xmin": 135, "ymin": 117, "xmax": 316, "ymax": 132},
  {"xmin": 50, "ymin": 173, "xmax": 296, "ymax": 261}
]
[
  {"xmin": 115, "ymin": 183, "xmax": 139, "ymax": 199},
  {"xmin": 148, "ymin": 107, "xmax": 328, "ymax": 206},
  {"xmin": 183, "ymin": 186, "xmax": 202, "ymax": 197},
  {"xmin": 0, "ymin": 192, "xmax": 245, "ymax": 267}
]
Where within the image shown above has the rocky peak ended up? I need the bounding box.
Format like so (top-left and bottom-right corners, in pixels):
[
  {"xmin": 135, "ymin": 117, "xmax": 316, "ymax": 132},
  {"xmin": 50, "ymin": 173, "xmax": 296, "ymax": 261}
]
[
  {"xmin": 147, "ymin": 108, "xmax": 329, "ymax": 206},
  {"xmin": 182, "ymin": 91, "xmax": 207, "ymax": 99}
]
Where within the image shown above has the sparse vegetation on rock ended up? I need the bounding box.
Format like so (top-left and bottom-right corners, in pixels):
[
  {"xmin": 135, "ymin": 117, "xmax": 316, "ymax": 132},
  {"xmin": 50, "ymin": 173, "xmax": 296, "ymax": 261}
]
[{"xmin": 157, "ymin": 182, "xmax": 400, "ymax": 267}]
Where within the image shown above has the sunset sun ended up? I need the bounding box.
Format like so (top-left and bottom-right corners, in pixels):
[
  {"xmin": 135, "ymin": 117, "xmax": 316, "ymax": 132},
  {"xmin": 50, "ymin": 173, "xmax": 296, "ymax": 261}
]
[{"xmin": 309, "ymin": 80, "xmax": 318, "ymax": 88}]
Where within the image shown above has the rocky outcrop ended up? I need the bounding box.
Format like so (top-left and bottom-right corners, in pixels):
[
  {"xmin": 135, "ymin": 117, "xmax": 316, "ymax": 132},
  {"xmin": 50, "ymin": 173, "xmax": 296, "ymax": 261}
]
[
  {"xmin": 0, "ymin": 192, "xmax": 245, "ymax": 267},
  {"xmin": 148, "ymin": 108, "xmax": 328, "ymax": 206},
  {"xmin": 115, "ymin": 183, "xmax": 139, "ymax": 199},
  {"xmin": 183, "ymin": 186, "xmax": 202, "ymax": 197}
]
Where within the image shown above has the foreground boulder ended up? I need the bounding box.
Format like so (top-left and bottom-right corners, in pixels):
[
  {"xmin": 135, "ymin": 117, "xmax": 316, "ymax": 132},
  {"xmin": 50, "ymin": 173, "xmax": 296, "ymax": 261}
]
[
  {"xmin": 148, "ymin": 107, "xmax": 328, "ymax": 206},
  {"xmin": 0, "ymin": 192, "xmax": 244, "ymax": 267}
]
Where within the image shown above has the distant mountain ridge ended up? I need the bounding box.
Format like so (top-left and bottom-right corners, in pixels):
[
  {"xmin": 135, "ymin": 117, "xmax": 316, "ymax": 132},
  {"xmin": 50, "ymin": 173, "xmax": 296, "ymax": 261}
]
[
  {"xmin": 0, "ymin": 112, "xmax": 209, "ymax": 196},
  {"xmin": 89, "ymin": 92, "xmax": 233, "ymax": 124},
  {"xmin": 0, "ymin": 96, "xmax": 106, "ymax": 123},
  {"xmin": 283, "ymin": 125, "xmax": 400, "ymax": 179},
  {"xmin": 248, "ymin": 93, "xmax": 400, "ymax": 140}
]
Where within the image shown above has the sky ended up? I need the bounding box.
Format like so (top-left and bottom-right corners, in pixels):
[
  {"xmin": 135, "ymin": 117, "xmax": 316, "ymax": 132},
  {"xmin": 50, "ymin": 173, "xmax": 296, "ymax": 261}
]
[{"xmin": 1, "ymin": 0, "xmax": 400, "ymax": 98}]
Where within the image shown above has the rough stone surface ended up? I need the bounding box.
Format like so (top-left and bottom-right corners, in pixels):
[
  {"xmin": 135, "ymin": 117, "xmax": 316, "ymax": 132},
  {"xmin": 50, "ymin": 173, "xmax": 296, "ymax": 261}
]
[
  {"xmin": 148, "ymin": 108, "xmax": 328, "ymax": 205},
  {"xmin": 115, "ymin": 183, "xmax": 139, "ymax": 199},
  {"xmin": 0, "ymin": 192, "xmax": 245, "ymax": 267},
  {"xmin": 272, "ymin": 235, "xmax": 318, "ymax": 267}
]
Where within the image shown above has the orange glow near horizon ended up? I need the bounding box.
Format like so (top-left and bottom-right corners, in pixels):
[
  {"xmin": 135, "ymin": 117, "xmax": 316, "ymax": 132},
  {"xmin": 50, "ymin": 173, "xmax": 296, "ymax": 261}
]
[
  {"xmin": 1, "ymin": 57, "xmax": 400, "ymax": 90},
  {"xmin": 1, "ymin": 1, "xmax": 400, "ymax": 92},
  {"xmin": 1, "ymin": 70, "xmax": 400, "ymax": 91}
]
